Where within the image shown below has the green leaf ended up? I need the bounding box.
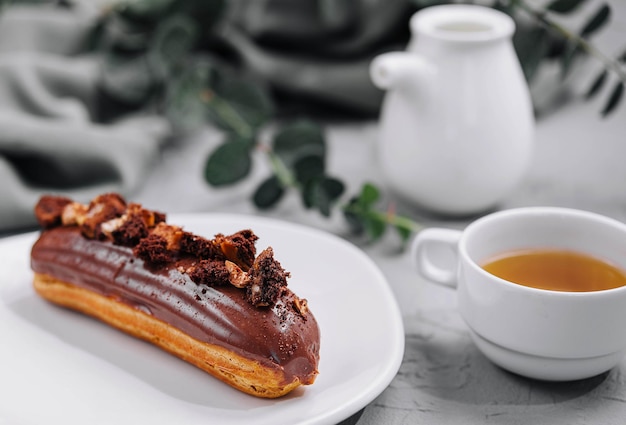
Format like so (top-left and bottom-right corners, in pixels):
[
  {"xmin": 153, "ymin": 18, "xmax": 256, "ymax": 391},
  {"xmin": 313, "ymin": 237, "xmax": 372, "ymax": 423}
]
[
  {"xmin": 601, "ymin": 82, "xmax": 624, "ymax": 117},
  {"xmin": 179, "ymin": 0, "xmax": 226, "ymax": 31},
  {"xmin": 100, "ymin": 12, "xmax": 154, "ymax": 53},
  {"xmin": 364, "ymin": 216, "xmax": 386, "ymax": 241},
  {"xmin": 302, "ymin": 177, "xmax": 345, "ymax": 216},
  {"xmin": 491, "ymin": 0, "xmax": 516, "ymax": 15},
  {"xmin": 253, "ymin": 176, "xmax": 285, "ymax": 209},
  {"xmin": 343, "ymin": 209, "xmax": 365, "ymax": 234},
  {"xmin": 584, "ymin": 70, "xmax": 608, "ymax": 100},
  {"xmin": 560, "ymin": 41, "xmax": 583, "ymax": 79},
  {"xmin": 322, "ymin": 177, "xmax": 345, "ymax": 200},
  {"xmin": 165, "ymin": 60, "xmax": 211, "ymax": 131},
  {"xmin": 546, "ymin": 0, "xmax": 587, "ymax": 14},
  {"xmin": 580, "ymin": 3, "xmax": 611, "ymax": 38},
  {"xmin": 514, "ymin": 26, "xmax": 552, "ymax": 82},
  {"xmin": 100, "ymin": 54, "xmax": 156, "ymax": 104},
  {"xmin": 273, "ymin": 120, "xmax": 326, "ymax": 168},
  {"xmin": 294, "ymin": 155, "xmax": 325, "ymax": 184},
  {"xmin": 358, "ymin": 183, "xmax": 380, "ymax": 207},
  {"xmin": 148, "ymin": 14, "xmax": 198, "ymax": 77},
  {"xmin": 341, "ymin": 183, "xmax": 381, "ymax": 235},
  {"xmin": 395, "ymin": 224, "xmax": 413, "ymax": 242},
  {"xmin": 204, "ymin": 75, "xmax": 274, "ymax": 137},
  {"xmin": 204, "ymin": 135, "xmax": 254, "ymax": 186}
]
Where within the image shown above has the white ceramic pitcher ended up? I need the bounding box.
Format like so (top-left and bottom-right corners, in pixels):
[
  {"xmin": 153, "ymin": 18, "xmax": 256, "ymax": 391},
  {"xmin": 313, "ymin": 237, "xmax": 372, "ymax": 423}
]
[{"xmin": 370, "ymin": 5, "xmax": 534, "ymax": 215}]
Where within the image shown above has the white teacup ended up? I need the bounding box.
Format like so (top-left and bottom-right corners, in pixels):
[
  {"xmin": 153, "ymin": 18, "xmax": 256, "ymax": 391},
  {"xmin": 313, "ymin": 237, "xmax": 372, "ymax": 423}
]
[{"xmin": 411, "ymin": 207, "xmax": 626, "ymax": 381}]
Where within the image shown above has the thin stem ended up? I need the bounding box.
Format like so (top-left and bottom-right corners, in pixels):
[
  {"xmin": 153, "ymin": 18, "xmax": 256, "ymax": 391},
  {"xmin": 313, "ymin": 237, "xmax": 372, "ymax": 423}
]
[
  {"xmin": 393, "ymin": 214, "xmax": 423, "ymax": 233},
  {"xmin": 201, "ymin": 90, "xmax": 254, "ymax": 139},
  {"xmin": 264, "ymin": 147, "xmax": 298, "ymax": 188},
  {"xmin": 342, "ymin": 203, "xmax": 422, "ymax": 233}
]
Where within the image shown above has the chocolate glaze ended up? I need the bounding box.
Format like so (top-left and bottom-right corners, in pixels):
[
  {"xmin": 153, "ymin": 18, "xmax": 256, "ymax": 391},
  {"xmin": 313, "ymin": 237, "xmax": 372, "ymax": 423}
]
[{"xmin": 31, "ymin": 227, "xmax": 320, "ymax": 384}]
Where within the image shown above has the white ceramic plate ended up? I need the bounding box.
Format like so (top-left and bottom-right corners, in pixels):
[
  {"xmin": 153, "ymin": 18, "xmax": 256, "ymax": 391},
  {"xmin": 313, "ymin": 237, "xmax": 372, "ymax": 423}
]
[{"xmin": 0, "ymin": 214, "xmax": 404, "ymax": 425}]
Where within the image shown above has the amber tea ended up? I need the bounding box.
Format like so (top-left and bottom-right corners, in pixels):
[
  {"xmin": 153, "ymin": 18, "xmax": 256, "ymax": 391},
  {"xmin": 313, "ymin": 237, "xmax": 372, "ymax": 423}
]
[{"xmin": 481, "ymin": 249, "xmax": 626, "ymax": 292}]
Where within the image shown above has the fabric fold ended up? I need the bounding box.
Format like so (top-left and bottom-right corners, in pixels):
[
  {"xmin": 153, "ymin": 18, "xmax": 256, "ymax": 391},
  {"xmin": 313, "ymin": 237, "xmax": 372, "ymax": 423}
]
[{"xmin": 0, "ymin": 4, "xmax": 170, "ymax": 232}]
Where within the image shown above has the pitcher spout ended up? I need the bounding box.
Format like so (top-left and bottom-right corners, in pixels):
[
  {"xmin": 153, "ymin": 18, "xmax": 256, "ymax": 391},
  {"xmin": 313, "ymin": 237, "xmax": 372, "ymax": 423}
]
[{"xmin": 370, "ymin": 52, "xmax": 435, "ymax": 92}]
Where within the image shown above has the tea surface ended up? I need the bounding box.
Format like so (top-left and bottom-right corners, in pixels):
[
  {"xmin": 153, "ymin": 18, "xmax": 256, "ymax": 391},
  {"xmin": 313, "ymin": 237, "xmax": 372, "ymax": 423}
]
[{"xmin": 481, "ymin": 249, "xmax": 626, "ymax": 292}]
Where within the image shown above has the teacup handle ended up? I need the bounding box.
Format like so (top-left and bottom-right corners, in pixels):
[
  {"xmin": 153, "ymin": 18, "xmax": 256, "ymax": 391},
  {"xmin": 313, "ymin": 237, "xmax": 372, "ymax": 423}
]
[{"xmin": 411, "ymin": 228, "xmax": 463, "ymax": 289}]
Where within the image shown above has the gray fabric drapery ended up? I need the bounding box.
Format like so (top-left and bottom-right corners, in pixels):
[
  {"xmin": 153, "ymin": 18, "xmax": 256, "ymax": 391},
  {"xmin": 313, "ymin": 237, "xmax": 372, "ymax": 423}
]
[{"xmin": 0, "ymin": 4, "xmax": 170, "ymax": 232}]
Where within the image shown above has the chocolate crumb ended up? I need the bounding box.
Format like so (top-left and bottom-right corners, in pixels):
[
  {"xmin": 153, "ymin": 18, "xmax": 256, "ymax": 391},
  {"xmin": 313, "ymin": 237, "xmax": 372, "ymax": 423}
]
[
  {"xmin": 216, "ymin": 229, "xmax": 258, "ymax": 270},
  {"xmin": 187, "ymin": 259, "xmax": 230, "ymax": 287},
  {"xmin": 133, "ymin": 234, "xmax": 172, "ymax": 264},
  {"xmin": 153, "ymin": 211, "xmax": 166, "ymax": 224},
  {"xmin": 111, "ymin": 214, "xmax": 149, "ymax": 247},
  {"xmin": 180, "ymin": 232, "xmax": 223, "ymax": 260},
  {"xmin": 246, "ymin": 247, "xmax": 289, "ymax": 307},
  {"xmin": 152, "ymin": 223, "xmax": 184, "ymax": 251},
  {"xmin": 34, "ymin": 195, "xmax": 72, "ymax": 229}
]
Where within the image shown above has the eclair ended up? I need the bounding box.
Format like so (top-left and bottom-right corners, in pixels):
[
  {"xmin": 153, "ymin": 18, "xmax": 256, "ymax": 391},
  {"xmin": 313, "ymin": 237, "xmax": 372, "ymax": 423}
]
[{"xmin": 30, "ymin": 193, "xmax": 320, "ymax": 398}]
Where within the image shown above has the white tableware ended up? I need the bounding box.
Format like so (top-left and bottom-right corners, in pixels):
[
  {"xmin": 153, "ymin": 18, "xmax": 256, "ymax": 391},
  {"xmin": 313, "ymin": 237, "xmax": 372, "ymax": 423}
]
[
  {"xmin": 371, "ymin": 5, "xmax": 534, "ymax": 215},
  {"xmin": 411, "ymin": 207, "xmax": 626, "ymax": 381},
  {"xmin": 0, "ymin": 214, "xmax": 404, "ymax": 425}
]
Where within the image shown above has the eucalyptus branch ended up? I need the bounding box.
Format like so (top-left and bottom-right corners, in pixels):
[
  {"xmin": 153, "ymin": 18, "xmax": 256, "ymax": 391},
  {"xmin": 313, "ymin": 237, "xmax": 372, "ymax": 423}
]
[
  {"xmin": 518, "ymin": 1, "xmax": 624, "ymax": 78},
  {"xmin": 510, "ymin": 0, "xmax": 625, "ymax": 115},
  {"xmin": 342, "ymin": 183, "xmax": 422, "ymax": 243}
]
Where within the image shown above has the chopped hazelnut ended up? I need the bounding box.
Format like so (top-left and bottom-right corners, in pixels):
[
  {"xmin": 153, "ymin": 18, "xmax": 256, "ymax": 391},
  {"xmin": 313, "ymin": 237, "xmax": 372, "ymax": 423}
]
[
  {"xmin": 80, "ymin": 193, "xmax": 127, "ymax": 239},
  {"xmin": 293, "ymin": 297, "xmax": 309, "ymax": 316},
  {"xmin": 100, "ymin": 216, "xmax": 126, "ymax": 235},
  {"xmin": 225, "ymin": 261, "xmax": 250, "ymax": 288},
  {"xmin": 61, "ymin": 202, "xmax": 88, "ymax": 226},
  {"xmin": 34, "ymin": 195, "xmax": 72, "ymax": 229}
]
